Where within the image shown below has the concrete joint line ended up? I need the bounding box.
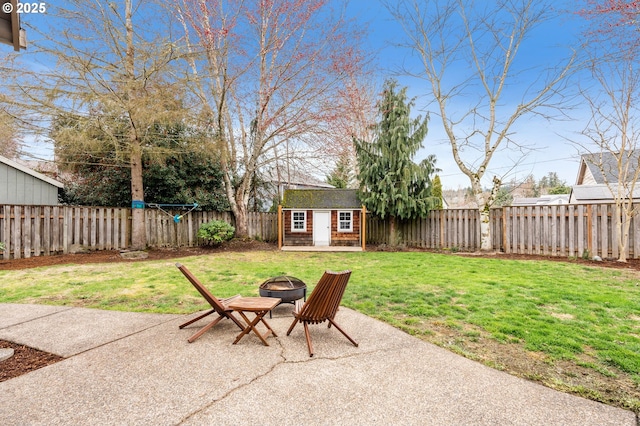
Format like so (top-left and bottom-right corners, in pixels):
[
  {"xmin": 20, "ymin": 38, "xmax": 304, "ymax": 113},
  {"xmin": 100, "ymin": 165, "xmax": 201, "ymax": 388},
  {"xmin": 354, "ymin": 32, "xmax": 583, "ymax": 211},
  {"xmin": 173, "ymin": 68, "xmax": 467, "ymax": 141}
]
[
  {"xmin": 65, "ymin": 315, "xmax": 181, "ymax": 358},
  {"xmin": 0, "ymin": 306, "xmax": 75, "ymax": 330}
]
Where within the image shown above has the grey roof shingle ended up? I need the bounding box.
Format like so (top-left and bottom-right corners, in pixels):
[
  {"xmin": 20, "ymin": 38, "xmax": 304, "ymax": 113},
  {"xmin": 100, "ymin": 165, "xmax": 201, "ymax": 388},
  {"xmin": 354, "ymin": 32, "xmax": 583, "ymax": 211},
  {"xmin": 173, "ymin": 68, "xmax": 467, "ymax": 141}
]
[
  {"xmin": 580, "ymin": 150, "xmax": 640, "ymax": 184},
  {"xmin": 282, "ymin": 189, "xmax": 361, "ymax": 209}
]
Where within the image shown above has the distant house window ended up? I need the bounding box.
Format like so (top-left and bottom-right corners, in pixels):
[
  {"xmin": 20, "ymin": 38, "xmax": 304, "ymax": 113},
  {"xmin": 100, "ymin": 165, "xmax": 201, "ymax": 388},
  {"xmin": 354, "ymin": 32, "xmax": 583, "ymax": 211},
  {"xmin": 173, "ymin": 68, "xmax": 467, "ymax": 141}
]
[
  {"xmin": 292, "ymin": 211, "xmax": 306, "ymax": 232},
  {"xmin": 338, "ymin": 211, "xmax": 352, "ymax": 232}
]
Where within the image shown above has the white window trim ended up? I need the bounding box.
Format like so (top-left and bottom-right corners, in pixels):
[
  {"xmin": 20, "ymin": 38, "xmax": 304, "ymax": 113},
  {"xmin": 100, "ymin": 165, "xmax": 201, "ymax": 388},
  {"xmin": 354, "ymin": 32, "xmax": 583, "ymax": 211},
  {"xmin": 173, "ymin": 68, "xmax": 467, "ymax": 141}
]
[
  {"xmin": 291, "ymin": 210, "xmax": 307, "ymax": 232},
  {"xmin": 338, "ymin": 210, "xmax": 353, "ymax": 233}
]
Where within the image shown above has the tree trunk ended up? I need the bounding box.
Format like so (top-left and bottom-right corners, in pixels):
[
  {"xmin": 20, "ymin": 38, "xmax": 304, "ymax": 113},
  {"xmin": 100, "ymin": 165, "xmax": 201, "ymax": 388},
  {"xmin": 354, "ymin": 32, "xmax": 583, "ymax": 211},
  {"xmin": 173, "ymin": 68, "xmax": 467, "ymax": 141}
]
[
  {"xmin": 124, "ymin": 0, "xmax": 145, "ymax": 251},
  {"xmin": 234, "ymin": 203, "xmax": 249, "ymax": 239},
  {"xmin": 389, "ymin": 215, "xmax": 398, "ymax": 247},
  {"xmin": 222, "ymin": 170, "xmax": 251, "ymax": 239},
  {"xmin": 616, "ymin": 202, "xmax": 630, "ymax": 262},
  {"xmin": 130, "ymin": 143, "xmax": 146, "ymax": 250},
  {"xmin": 473, "ymin": 176, "xmax": 501, "ymax": 252},
  {"xmin": 479, "ymin": 208, "xmax": 492, "ymax": 252}
]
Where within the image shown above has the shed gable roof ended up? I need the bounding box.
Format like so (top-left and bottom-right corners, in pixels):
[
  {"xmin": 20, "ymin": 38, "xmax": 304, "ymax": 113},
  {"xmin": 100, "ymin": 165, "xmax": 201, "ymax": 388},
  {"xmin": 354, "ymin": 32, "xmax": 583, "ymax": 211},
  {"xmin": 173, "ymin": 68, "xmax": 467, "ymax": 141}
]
[
  {"xmin": 577, "ymin": 150, "xmax": 640, "ymax": 185},
  {"xmin": 0, "ymin": 155, "xmax": 64, "ymax": 188},
  {"xmin": 282, "ymin": 189, "xmax": 361, "ymax": 209}
]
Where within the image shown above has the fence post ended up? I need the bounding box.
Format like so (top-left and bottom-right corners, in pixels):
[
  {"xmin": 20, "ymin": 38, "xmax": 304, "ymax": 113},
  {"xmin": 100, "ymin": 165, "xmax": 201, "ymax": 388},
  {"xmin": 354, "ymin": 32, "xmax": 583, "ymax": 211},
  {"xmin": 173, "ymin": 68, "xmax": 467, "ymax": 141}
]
[
  {"xmin": 277, "ymin": 205, "xmax": 283, "ymax": 249},
  {"xmin": 502, "ymin": 207, "xmax": 507, "ymax": 253},
  {"xmin": 586, "ymin": 204, "xmax": 593, "ymax": 257},
  {"xmin": 439, "ymin": 209, "xmax": 444, "ymax": 249},
  {"xmin": 1, "ymin": 205, "xmax": 9, "ymax": 259},
  {"xmin": 361, "ymin": 205, "xmax": 366, "ymax": 251}
]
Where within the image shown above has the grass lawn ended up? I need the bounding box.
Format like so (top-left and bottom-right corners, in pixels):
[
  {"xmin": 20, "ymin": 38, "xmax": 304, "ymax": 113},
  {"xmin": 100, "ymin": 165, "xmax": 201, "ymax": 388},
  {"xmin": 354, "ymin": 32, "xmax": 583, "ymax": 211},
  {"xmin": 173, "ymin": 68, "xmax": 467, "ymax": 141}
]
[{"xmin": 1, "ymin": 250, "xmax": 639, "ymax": 411}]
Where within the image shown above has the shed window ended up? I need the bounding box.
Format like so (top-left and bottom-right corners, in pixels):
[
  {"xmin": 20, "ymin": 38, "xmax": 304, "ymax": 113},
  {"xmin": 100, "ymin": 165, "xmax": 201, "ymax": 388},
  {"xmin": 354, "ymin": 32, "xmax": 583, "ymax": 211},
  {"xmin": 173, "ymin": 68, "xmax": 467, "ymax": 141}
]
[
  {"xmin": 338, "ymin": 211, "xmax": 353, "ymax": 232},
  {"xmin": 292, "ymin": 211, "xmax": 306, "ymax": 232}
]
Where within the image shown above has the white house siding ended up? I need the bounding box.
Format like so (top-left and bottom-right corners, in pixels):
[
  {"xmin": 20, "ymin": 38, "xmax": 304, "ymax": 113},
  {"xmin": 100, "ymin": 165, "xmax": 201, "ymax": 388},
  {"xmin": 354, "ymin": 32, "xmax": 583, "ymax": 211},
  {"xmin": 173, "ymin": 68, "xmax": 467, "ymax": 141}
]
[{"xmin": 580, "ymin": 169, "xmax": 597, "ymax": 185}]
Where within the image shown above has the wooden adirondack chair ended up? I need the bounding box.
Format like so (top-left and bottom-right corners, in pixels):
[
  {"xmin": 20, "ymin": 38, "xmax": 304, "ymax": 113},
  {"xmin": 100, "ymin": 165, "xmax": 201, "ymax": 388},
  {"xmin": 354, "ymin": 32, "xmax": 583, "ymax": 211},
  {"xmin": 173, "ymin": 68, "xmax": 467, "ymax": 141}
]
[
  {"xmin": 286, "ymin": 270, "xmax": 358, "ymax": 356},
  {"xmin": 176, "ymin": 263, "xmax": 245, "ymax": 343}
]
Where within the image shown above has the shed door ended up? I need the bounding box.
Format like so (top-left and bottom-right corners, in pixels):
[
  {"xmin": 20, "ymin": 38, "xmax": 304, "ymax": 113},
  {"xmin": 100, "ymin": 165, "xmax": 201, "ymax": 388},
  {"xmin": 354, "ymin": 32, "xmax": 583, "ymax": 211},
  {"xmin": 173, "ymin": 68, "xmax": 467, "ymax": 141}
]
[{"xmin": 313, "ymin": 211, "xmax": 331, "ymax": 246}]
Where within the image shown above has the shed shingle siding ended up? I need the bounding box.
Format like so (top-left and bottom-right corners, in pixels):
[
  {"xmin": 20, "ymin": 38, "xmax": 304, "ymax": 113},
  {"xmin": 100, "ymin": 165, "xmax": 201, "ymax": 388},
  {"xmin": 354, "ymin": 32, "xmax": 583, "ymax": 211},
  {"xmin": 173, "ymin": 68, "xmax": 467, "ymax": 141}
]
[
  {"xmin": 331, "ymin": 210, "xmax": 361, "ymax": 246},
  {"xmin": 282, "ymin": 209, "xmax": 361, "ymax": 247},
  {"xmin": 281, "ymin": 189, "xmax": 363, "ymax": 248},
  {"xmin": 283, "ymin": 210, "xmax": 314, "ymax": 246}
]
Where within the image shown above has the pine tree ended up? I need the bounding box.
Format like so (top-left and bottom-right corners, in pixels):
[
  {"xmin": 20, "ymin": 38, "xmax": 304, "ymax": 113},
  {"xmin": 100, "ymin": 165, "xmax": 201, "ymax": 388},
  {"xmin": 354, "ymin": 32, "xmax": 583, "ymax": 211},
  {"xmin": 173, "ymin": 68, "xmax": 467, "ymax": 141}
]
[
  {"xmin": 432, "ymin": 175, "xmax": 443, "ymax": 210},
  {"xmin": 354, "ymin": 79, "xmax": 438, "ymax": 246},
  {"xmin": 326, "ymin": 153, "xmax": 353, "ymax": 189}
]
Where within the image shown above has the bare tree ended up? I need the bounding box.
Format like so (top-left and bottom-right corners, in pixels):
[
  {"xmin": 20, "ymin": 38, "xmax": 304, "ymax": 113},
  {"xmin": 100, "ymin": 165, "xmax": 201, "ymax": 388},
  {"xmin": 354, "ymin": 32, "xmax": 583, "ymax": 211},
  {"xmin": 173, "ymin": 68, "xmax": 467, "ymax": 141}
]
[
  {"xmin": 0, "ymin": 110, "xmax": 19, "ymax": 158},
  {"xmin": 386, "ymin": 0, "xmax": 574, "ymax": 250},
  {"xmin": 324, "ymin": 75, "xmax": 379, "ymax": 189},
  {"xmin": 177, "ymin": 0, "xmax": 370, "ymax": 237},
  {"xmin": 576, "ymin": 0, "xmax": 640, "ymax": 262},
  {"xmin": 2, "ymin": 0, "xmax": 188, "ymax": 249},
  {"xmin": 0, "ymin": 54, "xmax": 22, "ymax": 159}
]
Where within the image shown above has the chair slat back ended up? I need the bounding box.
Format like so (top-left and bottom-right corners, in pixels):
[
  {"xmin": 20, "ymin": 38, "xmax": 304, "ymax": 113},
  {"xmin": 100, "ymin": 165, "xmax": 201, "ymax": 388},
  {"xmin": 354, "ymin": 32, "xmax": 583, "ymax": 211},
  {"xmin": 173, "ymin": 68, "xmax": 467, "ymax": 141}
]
[
  {"xmin": 176, "ymin": 263, "xmax": 227, "ymax": 314},
  {"xmin": 298, "ymin": 270, "xmax": 351, "ymax": 324}
]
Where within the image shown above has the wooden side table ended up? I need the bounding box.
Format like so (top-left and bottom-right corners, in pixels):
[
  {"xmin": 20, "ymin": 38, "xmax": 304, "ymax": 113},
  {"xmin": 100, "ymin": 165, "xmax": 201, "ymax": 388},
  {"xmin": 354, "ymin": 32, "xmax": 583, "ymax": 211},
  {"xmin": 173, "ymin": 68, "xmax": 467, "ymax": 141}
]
[{"xmin": 228, "ymin": 297, "xmax": 281, "ymax": 346}]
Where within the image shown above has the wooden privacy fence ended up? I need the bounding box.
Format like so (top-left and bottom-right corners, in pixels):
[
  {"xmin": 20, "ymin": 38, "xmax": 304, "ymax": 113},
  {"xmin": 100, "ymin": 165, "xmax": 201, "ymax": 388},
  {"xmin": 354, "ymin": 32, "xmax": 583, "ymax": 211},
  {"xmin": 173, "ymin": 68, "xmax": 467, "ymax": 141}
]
[
  {"xmin": 147, "ymin": 209, "xmax": 277, "ymax": 248},
  {"xmin": 497, "ymin": 204, "xmax": 640, "ymax": 259},
  {"xmin": 367, "ymin": 204, "xmax": 640, "ymax": 260},
  {"xmin": 0, "ymin": 205, "xmax": 277, "ymax": 260},
  {"xmin": 366, "ymin": 209, "xmax": 482, "ymax": 251},
  {"xmin": 2, "ymin": 203, "xmax": 638, "ymax": 260}
]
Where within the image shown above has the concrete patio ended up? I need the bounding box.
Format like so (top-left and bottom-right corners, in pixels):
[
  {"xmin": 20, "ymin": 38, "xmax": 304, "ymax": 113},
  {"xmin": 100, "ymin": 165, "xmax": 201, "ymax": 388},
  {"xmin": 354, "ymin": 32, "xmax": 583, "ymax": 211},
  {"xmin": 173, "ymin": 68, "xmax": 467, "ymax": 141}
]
[{"xmin": 0, "ymin": 303, "xmax": 635, "ymax": 425}]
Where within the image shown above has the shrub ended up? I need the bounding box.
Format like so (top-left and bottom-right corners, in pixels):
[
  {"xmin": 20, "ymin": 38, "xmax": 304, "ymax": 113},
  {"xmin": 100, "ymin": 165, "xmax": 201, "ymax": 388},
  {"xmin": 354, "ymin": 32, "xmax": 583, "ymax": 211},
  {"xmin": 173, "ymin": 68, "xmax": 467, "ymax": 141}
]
[
  {"xmin": 0, "ymin": 242, "xmax": 5, "ymax": 251},
  {"xmin": 197, "ymin": 220, "xmax": 235, "ymax": 246}
]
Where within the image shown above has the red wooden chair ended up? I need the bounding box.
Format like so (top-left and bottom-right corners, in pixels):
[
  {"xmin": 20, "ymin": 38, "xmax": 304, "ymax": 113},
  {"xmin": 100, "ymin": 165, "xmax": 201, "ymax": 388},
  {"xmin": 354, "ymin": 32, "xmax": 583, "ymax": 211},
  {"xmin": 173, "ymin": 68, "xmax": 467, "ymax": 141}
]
[
  {"xmin": 176, "ymin": 263, "xmax": 245, "ymax": 343},
  {"xmin": 286, "ymin": 270, "xmax": 358, "ymax": 356}
]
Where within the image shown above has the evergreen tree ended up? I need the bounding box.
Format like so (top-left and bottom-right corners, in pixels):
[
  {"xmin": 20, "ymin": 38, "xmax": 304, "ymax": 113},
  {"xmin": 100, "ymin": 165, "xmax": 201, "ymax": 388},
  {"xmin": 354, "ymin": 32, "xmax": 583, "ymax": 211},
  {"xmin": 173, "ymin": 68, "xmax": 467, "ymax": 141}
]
[
  {"xmin": 54, "ymin": 114, "xmax": 229, "ymax": 210},
  {"xmin": 432, "ymin": 175, "xmax": 443, "ymax": 210},
  {"xmin": 493, "ymin": 187, "xmax": 514, "ymax": 207},
  {"xmin": 537, "ymin": 172, "xmax": 570, "ymax": 195},
  {"xmin": 354, "ymin": 79, "xmax": 438, "ymax": 245},
  {"xmin": 326, "ymin": 153, "xmax": 353, "ymax": 189}
]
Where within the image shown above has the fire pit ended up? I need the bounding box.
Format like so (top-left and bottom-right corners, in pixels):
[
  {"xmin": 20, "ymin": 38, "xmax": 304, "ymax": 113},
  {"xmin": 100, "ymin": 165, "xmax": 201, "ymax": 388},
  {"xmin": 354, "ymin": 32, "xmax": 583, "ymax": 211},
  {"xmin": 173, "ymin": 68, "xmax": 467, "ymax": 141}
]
[{"xmin": 259, "ymin": 276, "xmax": 307, "ymax": 305}]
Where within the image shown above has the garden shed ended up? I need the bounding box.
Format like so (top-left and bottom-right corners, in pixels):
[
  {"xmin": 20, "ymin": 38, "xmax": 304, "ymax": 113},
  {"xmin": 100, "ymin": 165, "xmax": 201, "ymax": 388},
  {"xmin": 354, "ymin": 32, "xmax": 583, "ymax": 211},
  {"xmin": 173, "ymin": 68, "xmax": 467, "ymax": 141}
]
[
  {"xmin": 0, "ymin": 155, "xmax": 63, "ymax": 205},
  {"xmin": 278, "ymin": 189, "xmax": 365, "ymax": 251}
]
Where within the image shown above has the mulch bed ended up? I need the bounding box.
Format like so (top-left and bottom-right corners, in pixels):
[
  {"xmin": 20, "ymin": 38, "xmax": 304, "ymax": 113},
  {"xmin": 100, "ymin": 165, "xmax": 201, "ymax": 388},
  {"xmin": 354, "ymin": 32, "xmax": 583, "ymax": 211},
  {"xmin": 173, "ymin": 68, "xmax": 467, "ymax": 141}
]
[{"xmin": 0, "ymin": 340, "xmax": 64, "ymax": 382}]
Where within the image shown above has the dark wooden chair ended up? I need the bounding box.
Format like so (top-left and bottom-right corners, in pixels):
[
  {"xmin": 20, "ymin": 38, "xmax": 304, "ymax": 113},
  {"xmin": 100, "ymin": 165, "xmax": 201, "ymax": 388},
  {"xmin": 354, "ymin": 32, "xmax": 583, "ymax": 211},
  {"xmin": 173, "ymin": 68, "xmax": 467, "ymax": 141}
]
[
  {"xmin": 176, "ymin": 263, "xmax": 245, "ymax": 343},
  {"xmin": 286, "ymin": 270, "xmax": 358, "ymax": 356}
]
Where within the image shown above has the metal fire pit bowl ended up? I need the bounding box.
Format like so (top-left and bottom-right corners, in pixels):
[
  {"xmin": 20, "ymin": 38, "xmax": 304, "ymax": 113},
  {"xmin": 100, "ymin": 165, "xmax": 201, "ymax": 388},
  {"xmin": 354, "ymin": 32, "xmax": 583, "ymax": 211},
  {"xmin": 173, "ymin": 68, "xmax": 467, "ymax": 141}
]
[{"xmin": 259, "ymin": 276, "xmax": 307, "ymax": 305}]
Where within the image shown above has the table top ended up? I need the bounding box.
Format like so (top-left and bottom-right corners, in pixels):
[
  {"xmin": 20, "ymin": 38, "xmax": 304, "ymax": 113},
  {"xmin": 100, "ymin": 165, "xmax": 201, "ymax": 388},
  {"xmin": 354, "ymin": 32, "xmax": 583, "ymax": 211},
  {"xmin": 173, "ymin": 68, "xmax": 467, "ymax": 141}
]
[{"xmin": 229, "ymin": 297, "xmax": 281, "ymax": 312}]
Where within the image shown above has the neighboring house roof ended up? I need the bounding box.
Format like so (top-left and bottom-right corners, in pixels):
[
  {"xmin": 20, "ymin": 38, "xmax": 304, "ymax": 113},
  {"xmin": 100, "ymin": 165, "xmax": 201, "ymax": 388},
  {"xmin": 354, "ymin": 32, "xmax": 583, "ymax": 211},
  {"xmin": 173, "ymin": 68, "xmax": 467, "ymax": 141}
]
[
  {"xmin": 0, "ymin": 155, "xmax": 64, "ymax": 188},
  {"xmin": 282, "ymin": 189, "xmax": 361, "ymax": 209},
  {"xmin": 275, "ymin": 180, "xmax": 335, "ymax": 190},
  {"xmin": 262, "ymin": 167, "xmax": 335, "ymax": 190},
  {"xmin": 569, "ymin": 184, "xmax": 640, "ymax": 203},
  {"xmin": 511, "ymin": 195, "xmax": 569, "ymax": 206},
  {"xmin": 576, "ymin": 150, "xmax": 640, "ymax": 185}
]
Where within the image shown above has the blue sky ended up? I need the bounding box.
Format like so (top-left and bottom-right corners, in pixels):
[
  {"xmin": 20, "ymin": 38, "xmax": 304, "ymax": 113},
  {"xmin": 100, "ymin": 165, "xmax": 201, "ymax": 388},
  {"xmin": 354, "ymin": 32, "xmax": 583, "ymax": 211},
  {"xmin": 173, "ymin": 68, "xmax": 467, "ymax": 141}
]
[
  {"xmin": 12, "ymin": 0, "xmax": 593, "ymax": 190},
  {"xmin": 344, "ymin": 0, "xmax": 589, "ymax": 190}
]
